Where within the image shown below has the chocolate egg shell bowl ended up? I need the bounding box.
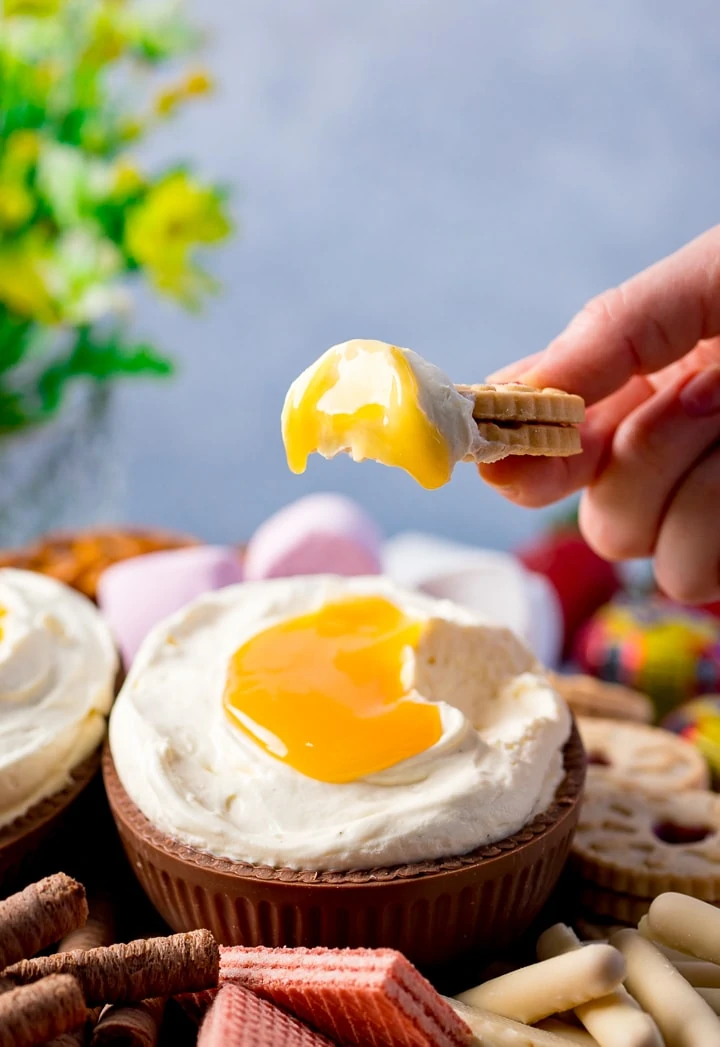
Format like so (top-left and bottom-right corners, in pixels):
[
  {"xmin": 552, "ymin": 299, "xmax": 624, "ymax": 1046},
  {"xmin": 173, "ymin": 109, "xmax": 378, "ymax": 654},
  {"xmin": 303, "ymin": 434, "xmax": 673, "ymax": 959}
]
[{"xmin": 102, "ymin": 722, "xmax": 585, "ymax": 970}]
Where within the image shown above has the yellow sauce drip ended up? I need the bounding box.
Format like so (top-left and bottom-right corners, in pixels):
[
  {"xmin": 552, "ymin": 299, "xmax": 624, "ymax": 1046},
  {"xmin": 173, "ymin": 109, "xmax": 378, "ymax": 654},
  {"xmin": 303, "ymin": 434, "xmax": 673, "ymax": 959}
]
[
  {"xmin": 281, "ymin": 340, "xmax": 454, "ymax": 490},
  {"xmin": 0, "ymin": 605, "xmax": 5, "ymax": 643},
  {"xmin": 223, "ymin": 595, "xmax": 442, "ymax": 783}
]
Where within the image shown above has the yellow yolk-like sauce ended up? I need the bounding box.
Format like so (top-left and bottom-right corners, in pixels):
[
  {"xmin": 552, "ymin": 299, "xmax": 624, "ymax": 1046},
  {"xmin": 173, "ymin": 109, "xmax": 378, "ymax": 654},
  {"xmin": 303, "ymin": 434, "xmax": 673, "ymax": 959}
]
[
  {"xmin": 281, "ymin": 340, "xmax": 455, "ymax": 490},
  {"xmin": 222, "ymin": 595, "xmax": 442, "ymax": 783},
  {"xmin": 0, "ymin": 606, "xmax": 5, "ymax": 643}
]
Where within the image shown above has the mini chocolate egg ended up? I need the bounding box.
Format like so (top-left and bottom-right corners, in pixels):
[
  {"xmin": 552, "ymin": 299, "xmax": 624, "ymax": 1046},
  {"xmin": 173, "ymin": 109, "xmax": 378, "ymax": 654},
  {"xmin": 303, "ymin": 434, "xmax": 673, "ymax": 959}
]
[
  {"xmin": 662, "ymin": 697, "xmax": 720, "ymax": 782},
  {"xmin": 574, "ymin": 597, "xmax": 720, "ymax": 717}
]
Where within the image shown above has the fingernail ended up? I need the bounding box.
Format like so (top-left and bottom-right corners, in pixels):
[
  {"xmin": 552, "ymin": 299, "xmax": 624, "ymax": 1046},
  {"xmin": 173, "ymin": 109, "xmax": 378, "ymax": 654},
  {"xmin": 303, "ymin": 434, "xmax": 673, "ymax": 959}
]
[
  {"xmin": 486, "ymin": 369, "xmax": 519, "ymax": 384},
  {"xmin": 680, "ymin": 367, "xmax": 720, "ymax": 417}
]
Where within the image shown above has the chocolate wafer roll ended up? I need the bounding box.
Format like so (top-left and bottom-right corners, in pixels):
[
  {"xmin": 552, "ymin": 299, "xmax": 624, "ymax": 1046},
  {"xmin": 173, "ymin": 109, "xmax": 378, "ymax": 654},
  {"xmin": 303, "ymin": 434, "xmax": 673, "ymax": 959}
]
[
  {"xmin": 3, "ymin": 931, "xmax": 219, "ymax": 1005},
  {"xmin": 58, "ymin": 896, "xmax": 115, "ymax": 954},
  {"xmin": 0, "ymin": 974, "xmax": 85, "ymax": 1047},
  {"xmin": 43, "ymin": 1005, "xmax": 104, "ymax": 1045},
  {"xmin": 91, "ymin": 998, "xmax": 166, "ymax": 1046},
  {"xmin": 0, "ymin": 874, "xmax": 88, "ymax": 970}
]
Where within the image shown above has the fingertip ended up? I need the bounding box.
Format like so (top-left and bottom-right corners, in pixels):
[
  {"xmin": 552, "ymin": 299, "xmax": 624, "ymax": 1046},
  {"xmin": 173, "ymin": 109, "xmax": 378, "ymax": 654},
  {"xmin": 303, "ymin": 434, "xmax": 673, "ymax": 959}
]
[
  {"xmin": 485, "ymin": 366, "xmax": 527, "ymax": 384},
  {"xmin": 485, "ymin": 351, "xmax": 545, "ymax": 384},
  {"xmin": 578, "ymin": 492, "xmax": 651, "ymax": 561},
  {"xmin": 478, "ymin": 456, "xmax": 573, "ymax": 508},
  {"xmin": 477, "ymin": 457, "xmax": 522, "ymax": 489}
]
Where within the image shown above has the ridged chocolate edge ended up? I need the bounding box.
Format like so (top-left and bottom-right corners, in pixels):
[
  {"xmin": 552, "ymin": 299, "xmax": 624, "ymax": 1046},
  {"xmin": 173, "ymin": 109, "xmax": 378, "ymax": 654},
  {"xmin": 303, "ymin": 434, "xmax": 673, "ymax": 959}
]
[
  {"xmin": 0, "ymin": 747, "xmax": 101, "ymax": 851},
  {"xmin": 103, "ymin": 721, "xmax": 585, "ymax": 885}
]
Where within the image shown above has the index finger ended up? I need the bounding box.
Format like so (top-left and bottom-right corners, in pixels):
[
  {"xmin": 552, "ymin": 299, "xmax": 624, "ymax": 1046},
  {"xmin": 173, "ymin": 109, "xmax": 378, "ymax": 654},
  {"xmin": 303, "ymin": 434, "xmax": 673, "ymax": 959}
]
[{"xmin": 489, "ymin": 225, "xmax": 720, "ymax": 406}]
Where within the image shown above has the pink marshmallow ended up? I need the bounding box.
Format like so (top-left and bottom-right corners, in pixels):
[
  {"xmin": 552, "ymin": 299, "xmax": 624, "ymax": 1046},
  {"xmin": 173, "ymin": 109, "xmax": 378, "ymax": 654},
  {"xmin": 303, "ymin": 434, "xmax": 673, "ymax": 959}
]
[
  {"xmin": 244, "ymin": 493, "xmax": 382, "ymax": 580},
  {"xmin": 97, "ymin": 545, "xmax": 243, "ymax": 666}
]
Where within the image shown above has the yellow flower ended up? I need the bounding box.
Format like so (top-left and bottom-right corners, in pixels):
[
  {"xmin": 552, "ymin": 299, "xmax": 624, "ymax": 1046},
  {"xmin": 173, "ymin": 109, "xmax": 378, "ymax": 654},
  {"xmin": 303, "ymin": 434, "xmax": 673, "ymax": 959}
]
[
  {"xmin": 0, "ymin": 237, "xmax": 57, "ymax": 323},
  {"xmin": 154, "ymin": 87, "xmax": 184, "ymax": 117},
  {"xmin": 125, "ymin": 172, "xmax": 229, "ymax": 302},
  {"xmin": 0, "ymin": 132, "xmax": 40, "ymax": 229},
  {"xmin": 5, "ymin": 131, "xmax": 40, "ymax": 168},
  {"xmin": 113, "ymin": 160, "xmax": 144, "ymax": 197},
  {"xmin": 184, "ymin": 69, "xmax": 213, "ymax": 96},
  {"xmin": 118, "ymin": 119, "xmax": 144, "ymax": 143},
  {"xmin": 3, "ymin": 0, "xmax": 61, "ymax": 15},
  {"xmin": 33, "ymin": 61, "xmax": 60, "ymax": 94},
  {"xmin": 83, "ymin": 8, "xmax": 126, "ymax": 66},
  {"xmin": 0, "ymin": 183, "xmax": 34, "ymax": 228},
  {"xmin": 153, "ymin": 68, "xmax": 214, "ymax": 117}
]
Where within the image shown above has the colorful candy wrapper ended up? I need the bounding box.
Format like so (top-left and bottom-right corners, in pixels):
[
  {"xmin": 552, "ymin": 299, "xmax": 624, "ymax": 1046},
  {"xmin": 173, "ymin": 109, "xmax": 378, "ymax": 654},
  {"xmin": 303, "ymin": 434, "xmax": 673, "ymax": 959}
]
[
  {"xmin": 575, "ymin": 598, "xmax": 720, "ymax": 717},
  {"xmin": 662, "ymin": 697, "xmax": 720, "ymax": 784}
]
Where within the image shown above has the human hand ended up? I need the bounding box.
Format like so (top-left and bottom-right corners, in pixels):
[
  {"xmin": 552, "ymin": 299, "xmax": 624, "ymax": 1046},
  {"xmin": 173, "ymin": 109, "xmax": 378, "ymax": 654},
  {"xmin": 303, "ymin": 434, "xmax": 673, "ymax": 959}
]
[{"xmin": 481, "ymin": 226, "xmax": 720, "ymax": 603}]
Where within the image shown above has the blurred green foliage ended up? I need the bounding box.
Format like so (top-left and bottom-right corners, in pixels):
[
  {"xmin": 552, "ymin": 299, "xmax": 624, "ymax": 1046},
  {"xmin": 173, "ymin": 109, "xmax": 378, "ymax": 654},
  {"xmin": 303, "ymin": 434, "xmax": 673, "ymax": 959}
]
[{"xmin": 0, "ymin": 0, "xmax": 232, "ymax": 433}]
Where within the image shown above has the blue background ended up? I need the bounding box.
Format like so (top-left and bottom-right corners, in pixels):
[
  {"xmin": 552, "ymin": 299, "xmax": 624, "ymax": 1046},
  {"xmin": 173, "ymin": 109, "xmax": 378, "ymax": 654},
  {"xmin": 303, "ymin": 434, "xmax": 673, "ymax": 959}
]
[{"xmin": 118, "ymin": 0, "xmax": 720, "ymax": 549}]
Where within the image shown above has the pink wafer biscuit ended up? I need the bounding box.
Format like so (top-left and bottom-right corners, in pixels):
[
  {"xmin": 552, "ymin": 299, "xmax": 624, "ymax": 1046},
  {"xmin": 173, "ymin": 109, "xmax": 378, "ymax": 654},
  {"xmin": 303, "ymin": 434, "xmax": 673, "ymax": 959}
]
[
  {"xmin": 198, "ymin": 984, "xmax": 333, "ymax": 1047},
  {"xmin": 220, "ymin": 945, "xmax": 472, "ymax": 1047}
]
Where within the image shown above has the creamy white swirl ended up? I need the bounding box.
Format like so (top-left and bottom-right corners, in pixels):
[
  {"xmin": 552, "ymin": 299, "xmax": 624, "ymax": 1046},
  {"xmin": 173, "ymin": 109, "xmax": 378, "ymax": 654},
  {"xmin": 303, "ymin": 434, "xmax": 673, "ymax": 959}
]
[
  {"xmin": 0, "ymin": 569, "xmax": 118, "ymax": 828},
  {"xmin": 109, "ymin": 576, "xmax": 570, "ymax": 871}
]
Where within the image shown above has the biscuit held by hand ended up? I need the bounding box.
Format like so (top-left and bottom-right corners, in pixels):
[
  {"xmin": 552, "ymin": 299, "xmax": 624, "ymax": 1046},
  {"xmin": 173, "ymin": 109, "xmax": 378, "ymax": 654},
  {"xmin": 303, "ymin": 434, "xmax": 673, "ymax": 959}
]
[{"xmin": 282, "ymin": 340, "xmax": 584, "ymax": 491}]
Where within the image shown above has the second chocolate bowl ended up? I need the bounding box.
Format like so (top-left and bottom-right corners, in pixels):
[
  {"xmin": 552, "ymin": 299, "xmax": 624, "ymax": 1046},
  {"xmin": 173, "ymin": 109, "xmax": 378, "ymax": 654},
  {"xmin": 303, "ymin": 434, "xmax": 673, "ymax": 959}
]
[
  {"xmin": 103, "ymin": 723, "xmax": 584, "ymax": 969},
  {"xmin": 0, "ymin": 750, "xmax": 101, "ymax": 889},
  {"xmin": 0, "ymin": 566, "xmax": 119, "ymax": 890}
]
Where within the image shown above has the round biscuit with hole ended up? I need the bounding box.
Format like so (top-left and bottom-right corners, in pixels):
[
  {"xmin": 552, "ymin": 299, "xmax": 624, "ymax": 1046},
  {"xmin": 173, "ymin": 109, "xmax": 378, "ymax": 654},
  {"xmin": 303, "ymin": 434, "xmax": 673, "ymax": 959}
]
[
  {"xmin": 572, "ymin": 783, "xmax": 720, "ymax": 900},
  {"xmin": 578, "ymin": 718, "xmax": 709, "ymax": 795},
  {"xmin": 578, "ymin": 885, "xmax": 654, "ymax": 925},
  {"xmin": 548, "ymin": 673, "xmax": 653, "ymax": 724}
]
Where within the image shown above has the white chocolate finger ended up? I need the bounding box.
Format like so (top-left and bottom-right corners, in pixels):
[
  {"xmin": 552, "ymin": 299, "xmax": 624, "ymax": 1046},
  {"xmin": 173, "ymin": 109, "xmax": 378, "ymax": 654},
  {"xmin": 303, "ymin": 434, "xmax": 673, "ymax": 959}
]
[
  {"xmin": 648, "ymin": 893, "xmax": 720, "ymax": 965},
  {"xmin": 536, "ymin": 1019, "xmax": 600, "ymax": 1044},
  {"xmin": 573, "ymin": 993, "xmax": 663, "ymax": 1047},
  {"xmin": 611, "ymin": 928, "xmax": 720, "ymax": 1047},
  {"xmin": 639, "ymin": 915, "xmax": 720, "ymax": 983},
  {"xmin": 638, "ymin": 916, "xmax": 694, "ymax": 961},
  {"xmin": 537, "ymin": 923, "xmax": 580, "ymax": 959},
  {"xmin": 696, "ymin": 989, "xmax": 720, "ymax": 1015},
  {"xmin": 676, "ymin": 962, "xmax": 720, "ymax": 988},
  {"xmin": 536, "ymin": 924, "xmax": 662, "ymax": 1047},
  {"xmin": 455, "ymin": 943, "xmax": 625, "ymax": 1025},
  {"xmin": 447, "ymin": 999, "xmax": 591, "ymax": 1046}
]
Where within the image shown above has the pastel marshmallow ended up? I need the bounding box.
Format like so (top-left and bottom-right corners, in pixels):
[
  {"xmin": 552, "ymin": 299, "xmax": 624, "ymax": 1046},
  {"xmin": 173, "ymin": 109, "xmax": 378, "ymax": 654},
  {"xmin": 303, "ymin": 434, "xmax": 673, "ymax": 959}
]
[
  {"xmin": 244, "ymin": 493, "xmax": 382, "ymax": 580},
  {"xmin": 97, "ymin": 545, "xmax": 243, "ymax": 666}
]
